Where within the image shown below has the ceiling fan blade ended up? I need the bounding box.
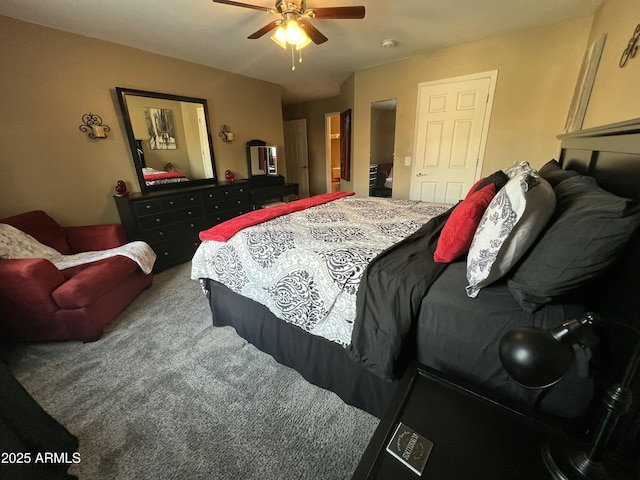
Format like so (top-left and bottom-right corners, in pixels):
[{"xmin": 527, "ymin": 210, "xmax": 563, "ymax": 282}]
[
  {"xmin": 248, "ymin": 20, "xmax": 281, "ymax": 39},
  {"xmin": 212, "ymin": 0, "xmax": 271, "ymax": 12},
  {"xmin": 310, "ymin": 6, "xmax": 365, "ymax": 19},
  {"xmin": 299, "ymin": 20, "xmax": 328, "ymax": 45}
]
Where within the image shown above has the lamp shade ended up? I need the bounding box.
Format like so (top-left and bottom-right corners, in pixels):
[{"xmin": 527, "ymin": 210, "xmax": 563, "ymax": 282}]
[{"xmin": 499, "ymin": 327, "xmax": 575, "ymax": 388}]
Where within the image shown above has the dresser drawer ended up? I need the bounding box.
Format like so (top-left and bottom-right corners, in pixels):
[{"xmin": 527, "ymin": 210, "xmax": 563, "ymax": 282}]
[
  {"xmin": 179, "ymin": 192, "xmax": 202, "ymax": 206},
  {"xmin": 151, "ymin": 237, "xmax": 200, "ymax": 268},
  {"xmin": 174, "ymin": 205, "xmax": 204, "ymax": 222},
  {"xmin": 207, "ymin": 197, "xmax": 250, "ymax": 214},
  {"xmin": 175, "ymin": 218, "xmax": 207, "ymax": 237},
  {"xmin": 134, "ymin": 198, "xmax": 164, "ymax": 216},
  {"xmin": 143, "ymin": 224, "xmax": 179, "ymax": 243},
  {"xmin": 160, "ymin": 196, "xmax": 183, "ymax": 210},
  {"xmin": 138, "ymin": 211, "xmax": 175, "ymax": 231},
  {"xmin": 202, "ymin": 184, "xmax": 249, "ymax": 203}
]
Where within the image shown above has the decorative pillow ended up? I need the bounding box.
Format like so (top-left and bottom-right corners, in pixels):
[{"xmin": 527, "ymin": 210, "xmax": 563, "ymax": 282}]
[
  {"xmin": 465, "ymin": 170, "xmax": 509, "ymax": 200},
  {"xmin": 434, "ymin": 183, "xmax": 497, "ymax": 263},
  {"xmin": 538, "ymin": 159, "xmax": 580, "ymax": 187},
  {"xmin": 505, "ymin": 161, "xmax": 535, "ymax": 178},
  {"xmin": 465, "ymin": 170, "xmax": 555, "ymax": 298},
  {"xmin": 0, "ymin": 223, "xmax": 63, "ymax": 261},
  {"xmin": 507, "ymin": 175, "xmax": 640, "ymax": 311}
]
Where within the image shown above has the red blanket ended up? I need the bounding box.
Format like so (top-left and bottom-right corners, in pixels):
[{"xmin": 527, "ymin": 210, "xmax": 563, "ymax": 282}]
[
  {"xmin": 143, "ymin": 171, "xmax": 186, "ymax": 181},
  {"xmin": 199, "ymin": 191, "xmax": 355, "ymax": 242}
]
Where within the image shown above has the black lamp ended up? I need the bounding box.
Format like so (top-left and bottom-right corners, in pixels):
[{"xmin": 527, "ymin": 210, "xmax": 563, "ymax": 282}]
[{"xmin": 499, "ymin": 312, "xmax": 638, "ymax": 479}]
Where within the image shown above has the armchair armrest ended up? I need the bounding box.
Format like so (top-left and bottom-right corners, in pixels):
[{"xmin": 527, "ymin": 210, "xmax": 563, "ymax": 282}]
[
  {"xmin": 0, "ymin": 258, "xmax": 65, "ymax": 310},
  {"xmin": 64, "ymin": 224, "xmax": 128, "ymax": 253}
]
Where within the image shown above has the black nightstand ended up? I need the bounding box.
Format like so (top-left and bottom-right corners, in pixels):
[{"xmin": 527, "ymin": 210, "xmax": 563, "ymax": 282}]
[{"xmin": 352, "ymin": 363, "xmax": 560, "ymax": 479}]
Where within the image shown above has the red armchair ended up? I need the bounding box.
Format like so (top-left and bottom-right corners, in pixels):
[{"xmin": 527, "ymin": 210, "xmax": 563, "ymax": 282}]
[{"xmin": 0, "ymin": 211, "xmax": 153, "ymax": 342}]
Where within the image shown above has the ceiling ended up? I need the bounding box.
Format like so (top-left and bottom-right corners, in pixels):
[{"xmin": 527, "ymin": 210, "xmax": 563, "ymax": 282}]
[{"xmin": 0, "ymin": 0, "xmax": 603, "ymax": 104}]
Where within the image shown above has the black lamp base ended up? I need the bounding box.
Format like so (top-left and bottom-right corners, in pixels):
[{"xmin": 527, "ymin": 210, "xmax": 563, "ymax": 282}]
[{"xmin": 542, "ymin": 437, "xmax": 631, "ymax": 480}]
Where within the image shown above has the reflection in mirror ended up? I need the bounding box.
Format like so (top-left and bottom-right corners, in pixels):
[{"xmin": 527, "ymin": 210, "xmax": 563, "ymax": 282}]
[
  {"xmin": 116, "ymin": 87, "xmax": 217, "ymax": 193},
  {"xmin": 369, "ymin": 99, "xmax": 396, "ymax": 197},
  {"xmin": 246, "ymin": 140, "xmax": 278, "ymax": 177}
]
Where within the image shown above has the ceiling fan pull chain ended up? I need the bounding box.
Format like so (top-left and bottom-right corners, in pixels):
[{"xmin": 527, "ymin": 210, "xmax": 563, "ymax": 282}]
[
  {"xmin": 298, "ymin": 48, "xmax": 303, "ymax": 64},
  {"xmin": 291, "ymin": 44, "xmax": 296, "ymax": 71}
]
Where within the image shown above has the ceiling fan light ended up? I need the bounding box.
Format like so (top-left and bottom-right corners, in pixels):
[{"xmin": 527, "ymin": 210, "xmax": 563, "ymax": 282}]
[
  {"xmin": 271, "ymin": 27, "xmax": 288, "ymax": 49},
  {"xmin": 295, "ymin": 31, "xmax": 311, "ymax": 50},
  {"xmin": 285, "ymin": 19, "xmax": 303, "ymax": 44}
]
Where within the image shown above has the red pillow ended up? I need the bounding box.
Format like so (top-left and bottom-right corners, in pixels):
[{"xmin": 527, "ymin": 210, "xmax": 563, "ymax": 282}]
[
  {"xmin": 434, "ymin": 183, "xmax": 497, "ymax": 263},
  {"xmin": 465, "ymin": 177, "xmax": 486, "ymax": 199}
]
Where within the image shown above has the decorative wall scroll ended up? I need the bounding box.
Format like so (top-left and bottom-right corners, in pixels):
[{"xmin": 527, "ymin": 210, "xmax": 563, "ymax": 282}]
[{"xmin": 620, "ymin": 23, "xmax": 640, "ymax": 68}]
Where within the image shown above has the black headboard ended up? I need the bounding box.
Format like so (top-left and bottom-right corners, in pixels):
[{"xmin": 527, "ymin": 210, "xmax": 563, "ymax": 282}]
[
  {"xmin": 558, "ymin": 118, "xmax": 640, "ymax": 201},
  {"xmin": 557, "ymin": 118, "xmax": 640, "ymax": 459}
]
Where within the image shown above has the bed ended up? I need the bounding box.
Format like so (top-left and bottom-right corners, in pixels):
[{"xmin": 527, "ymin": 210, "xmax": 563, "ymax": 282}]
[
  {"xmin": 191, "ymin": 118, "xmax": 640, "ymax": 457},
  {"xmin": 142, "ymin": 167, "xmax": 189, "ymax": 185}
]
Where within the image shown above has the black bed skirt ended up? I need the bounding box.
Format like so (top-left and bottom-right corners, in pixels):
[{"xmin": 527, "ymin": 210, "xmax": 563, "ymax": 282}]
[{"xmin": 204, "ymin": 279, "xmax": 398, "ymax": 418}]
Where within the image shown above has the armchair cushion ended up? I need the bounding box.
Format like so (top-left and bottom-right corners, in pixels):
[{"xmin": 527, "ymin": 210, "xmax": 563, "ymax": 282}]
[
  {"xmin": 0, "ymin": 210, "xmax": 153, "ymax": 342},
  {"xmin": 54, "ymin": 257, "xmax": 140, "ymax": 309}
]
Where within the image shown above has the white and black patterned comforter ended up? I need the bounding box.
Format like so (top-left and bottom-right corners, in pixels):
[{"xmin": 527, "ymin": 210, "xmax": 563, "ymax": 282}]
[{"xmin": 191, "ymin": 196, "xmax": 450, "ymax": 346}]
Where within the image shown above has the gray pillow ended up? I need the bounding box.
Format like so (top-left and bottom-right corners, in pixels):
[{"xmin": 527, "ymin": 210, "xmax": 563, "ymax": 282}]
[{"xmin": 508, "ymin": 175, "xmax": 640, "ymax": 311}]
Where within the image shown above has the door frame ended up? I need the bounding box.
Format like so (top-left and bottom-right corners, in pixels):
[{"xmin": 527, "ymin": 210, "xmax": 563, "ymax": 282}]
[
  {"xmin": 325, "ymin": 112, "xmax": 340, "ymax": 192},
  {"xmin": 410, "ymin": 70, "xmax": 498, "ymax": 200}
]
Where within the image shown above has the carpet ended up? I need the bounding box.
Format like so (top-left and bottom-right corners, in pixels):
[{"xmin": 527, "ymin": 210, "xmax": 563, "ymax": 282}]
[{"xmin": 4, "ymin": 262, "xmax": 379, "ymax": 479}]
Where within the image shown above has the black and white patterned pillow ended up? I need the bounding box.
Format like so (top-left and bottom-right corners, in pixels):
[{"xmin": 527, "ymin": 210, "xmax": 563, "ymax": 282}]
[{"xmin": 465, "ymin": 168, "xmax": 555, "ymax": 298}]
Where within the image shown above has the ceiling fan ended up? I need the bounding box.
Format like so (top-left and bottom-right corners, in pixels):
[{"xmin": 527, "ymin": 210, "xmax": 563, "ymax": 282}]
[{"xmin": 212, "ymin": 0, "xmax": 365, "ymax": 47}]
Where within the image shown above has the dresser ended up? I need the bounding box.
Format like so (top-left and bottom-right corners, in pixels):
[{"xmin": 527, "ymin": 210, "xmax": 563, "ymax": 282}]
[
  {"xmin": 114, "ymin": 182, "xmax": 252, "ymax": 272},
  {"xmin": 249, "ymin": 174, "xmax": 299, "ymax": 207}
]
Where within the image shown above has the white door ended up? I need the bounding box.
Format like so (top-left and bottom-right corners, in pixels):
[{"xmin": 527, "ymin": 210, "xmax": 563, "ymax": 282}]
[
  {"xmin": 197, "ymin": 107, "xmax": 214, "ymax": 178},
  {"xmin": 410, "ymin": 71, "xmax": 497, "ymax": 203},
  {"xmin": 284, "ymin": 119, "xmax": 310, "ymax": 198}
]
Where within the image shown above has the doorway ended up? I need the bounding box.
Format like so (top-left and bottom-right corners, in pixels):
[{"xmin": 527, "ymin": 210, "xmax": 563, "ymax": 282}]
[
  {"xmin": 369, "ymin": 99, "xmax": 396, "ymax": 197},
  {"xmin": 410, "ymin": 70, "xmax": 497, "ymax": 203},
  {"xmin": 325, "ymin": 113, "xmax": 341, "ymax": 193}
]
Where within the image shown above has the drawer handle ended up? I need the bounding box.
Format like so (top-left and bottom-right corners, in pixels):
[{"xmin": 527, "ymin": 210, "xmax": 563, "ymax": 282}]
[
  {"xmin": 155, "ymin": 218, "xmax": 161, "ymax": 222},
  {"xmin": 146, "ymin": 205, "xmax": 152, "ymax": 209},
  {"xmin": 215, "ymin": 205, "xmax": 219, "ymax": 209},
  {"xmin": 225, "ymin": 191, "xmax": 229, "ymax": 195},
  {"xmin": 237, "ymin": 200, "xmax": 241, "ymax": 204},
  {"xmin": 163, "ymin": 252, "xmax": 169, "ymax": 256},
  {"xmin": 159, "ymin": 231, "xmax": 164, "ymax": 236},
  {"xmin": 190, "ymin": 223, "xmax": 195, "ymax": 228},
  {"xmin": 169, "ymin": 201, "xmax": 174, "ymax": 205},
  {"xmin": 187, "ymin": 211, "xmax": 193, "ymax": 215}
]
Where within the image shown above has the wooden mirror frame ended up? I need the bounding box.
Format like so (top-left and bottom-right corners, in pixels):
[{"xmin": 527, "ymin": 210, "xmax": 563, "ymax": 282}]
[{"xmin": 115, "ymin": 87, "xmax": 217, "ymax": 193}]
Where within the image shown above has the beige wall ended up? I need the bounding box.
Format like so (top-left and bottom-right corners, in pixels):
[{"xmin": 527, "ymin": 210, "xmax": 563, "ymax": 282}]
[
  {"xmin": 0, "ymin": 16, "xmax": 284, "ymax": 225},
  {"xmin": 583, "ymin": 0, "xmax": 640, "ymax": 127},
  {"xmin": 284, "ymin": 16, "xmax": 595, "ymax": 199},
  {"xmin": 351, "ymin": 17, "xmax": 593, "ymax": 198},
  {"xmin": 284, "ymin": 0, "xmax": 640, "ymax": 200}
]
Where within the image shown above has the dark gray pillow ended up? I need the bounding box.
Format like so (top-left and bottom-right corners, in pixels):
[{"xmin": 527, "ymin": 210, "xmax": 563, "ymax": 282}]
[
  {"xmin": 507, "ymin": 175, "xmax": 640, "ymax": 311},
  {"xmin": 538, "ymin": 159, "xmax": 579, "ymax": 187},
  {"xmin": 472, "ymin": 170, "xmax": 509, "ymax": 194}
]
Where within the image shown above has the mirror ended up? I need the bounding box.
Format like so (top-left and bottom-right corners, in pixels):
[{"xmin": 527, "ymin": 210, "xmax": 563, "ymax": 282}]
[
  {"xmin": 369, "ymin": 99, "xmax": 396, "ymax": 197},
  {"xmin": 116, "ymin": 87, "xmax": 217, "ymax": 193},
  {"xmin": 246, "ymin": 139, "xmax": 278, "ymax": 177}
]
